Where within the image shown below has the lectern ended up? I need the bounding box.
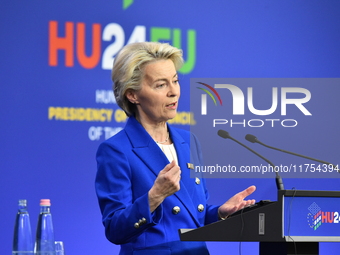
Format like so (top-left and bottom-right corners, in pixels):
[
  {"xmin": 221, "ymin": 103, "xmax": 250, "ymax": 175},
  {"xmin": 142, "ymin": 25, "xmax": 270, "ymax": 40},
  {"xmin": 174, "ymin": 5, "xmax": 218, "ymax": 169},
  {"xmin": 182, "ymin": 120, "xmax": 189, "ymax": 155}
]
[{"xmin": 179, "ymin": 190, "xmax": 340, "ymax": 255}]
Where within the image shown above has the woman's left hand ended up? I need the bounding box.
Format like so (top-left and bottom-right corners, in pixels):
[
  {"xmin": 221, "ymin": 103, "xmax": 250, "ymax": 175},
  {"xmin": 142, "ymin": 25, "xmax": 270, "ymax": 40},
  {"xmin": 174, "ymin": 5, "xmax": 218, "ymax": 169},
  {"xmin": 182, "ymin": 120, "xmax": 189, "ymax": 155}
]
[{"xmin": 218, "ymin": 185, "xmax": 256, "ymax": 219}]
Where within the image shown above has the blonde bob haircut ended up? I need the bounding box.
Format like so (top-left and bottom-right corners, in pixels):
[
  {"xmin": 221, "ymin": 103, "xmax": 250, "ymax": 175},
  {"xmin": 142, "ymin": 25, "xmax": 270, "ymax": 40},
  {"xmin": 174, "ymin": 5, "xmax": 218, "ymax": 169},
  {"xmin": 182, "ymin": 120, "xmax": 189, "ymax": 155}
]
[{"xmin": 112, "ymin": 42, "xmax": 183, "ymax": 117}]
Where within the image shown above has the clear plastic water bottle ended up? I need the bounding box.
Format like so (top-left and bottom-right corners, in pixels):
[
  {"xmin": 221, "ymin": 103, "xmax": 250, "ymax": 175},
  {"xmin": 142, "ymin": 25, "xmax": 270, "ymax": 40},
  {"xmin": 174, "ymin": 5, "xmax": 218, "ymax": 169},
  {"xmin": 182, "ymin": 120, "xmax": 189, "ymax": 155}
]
[
  {"xmin": 34, "ymin": 199, "xmax": 56, "ymax": 255},
  {"xmin": 12, "ymin": 199, "xmax": 34, "ymax": 255}
]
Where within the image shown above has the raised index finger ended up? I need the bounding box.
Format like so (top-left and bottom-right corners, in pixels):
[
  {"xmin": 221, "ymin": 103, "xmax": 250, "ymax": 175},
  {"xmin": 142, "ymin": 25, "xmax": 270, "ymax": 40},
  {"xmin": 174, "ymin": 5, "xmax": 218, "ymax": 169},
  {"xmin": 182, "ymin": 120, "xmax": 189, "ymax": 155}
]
[{"xmin": 239, "ymin": 185, "xmax": 256, "ymax": 199}]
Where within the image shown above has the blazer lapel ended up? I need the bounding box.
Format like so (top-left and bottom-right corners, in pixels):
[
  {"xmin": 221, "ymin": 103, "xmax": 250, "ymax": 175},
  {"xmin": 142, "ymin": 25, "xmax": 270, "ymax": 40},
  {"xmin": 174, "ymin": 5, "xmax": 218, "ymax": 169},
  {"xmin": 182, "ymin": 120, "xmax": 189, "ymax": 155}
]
[
  {"xmin": 125, "ymin": 117, "xmax": 169, "ymax": 177},
  {"xmin": 169, "ymin": 126, "xmax": 201, "ymax": 226},
  {"xmin": 125, "ymin": 117, "xmax": 200, "ymax": 226}
]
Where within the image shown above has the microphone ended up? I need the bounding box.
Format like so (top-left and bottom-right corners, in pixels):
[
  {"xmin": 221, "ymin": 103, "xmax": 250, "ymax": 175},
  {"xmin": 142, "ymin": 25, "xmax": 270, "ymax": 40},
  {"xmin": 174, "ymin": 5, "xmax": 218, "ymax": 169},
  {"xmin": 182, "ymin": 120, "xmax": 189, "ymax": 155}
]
[
  {"xmin": 245, "ymin": 134, "xmax": 339, "ymax": 173},
  {"xmin": 217, "ymin": 130, "xmax": 284, "ymax": 190}
]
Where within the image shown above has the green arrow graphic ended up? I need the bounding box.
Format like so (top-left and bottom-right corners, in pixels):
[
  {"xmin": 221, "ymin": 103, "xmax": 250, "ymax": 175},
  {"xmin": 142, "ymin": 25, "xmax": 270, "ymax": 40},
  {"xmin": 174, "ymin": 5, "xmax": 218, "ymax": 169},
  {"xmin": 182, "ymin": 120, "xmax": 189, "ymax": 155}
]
[{"xmin": 123, "ymin": 0, "xmax": 134, "ymax": 9}]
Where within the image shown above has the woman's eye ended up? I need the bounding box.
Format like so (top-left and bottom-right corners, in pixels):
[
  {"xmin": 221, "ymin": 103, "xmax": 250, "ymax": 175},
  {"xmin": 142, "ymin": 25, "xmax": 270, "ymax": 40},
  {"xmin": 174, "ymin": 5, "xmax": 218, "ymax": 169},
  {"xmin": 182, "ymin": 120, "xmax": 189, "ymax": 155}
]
[{"xmin": 156, "ymin": 84, "xmax": 165, "ymax": 89}]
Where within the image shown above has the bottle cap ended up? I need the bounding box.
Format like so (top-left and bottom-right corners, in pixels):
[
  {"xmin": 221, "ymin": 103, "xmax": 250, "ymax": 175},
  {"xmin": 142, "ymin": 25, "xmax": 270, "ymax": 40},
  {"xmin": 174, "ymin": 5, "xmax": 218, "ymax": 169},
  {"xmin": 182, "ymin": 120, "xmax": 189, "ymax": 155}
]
[
  {"xmin": 19, "ymin": 199, "xmax": 27, "ymax": 206},
  {"xmin": 40, "ymin": 199, "xmax": 51, "ymax": 206}
]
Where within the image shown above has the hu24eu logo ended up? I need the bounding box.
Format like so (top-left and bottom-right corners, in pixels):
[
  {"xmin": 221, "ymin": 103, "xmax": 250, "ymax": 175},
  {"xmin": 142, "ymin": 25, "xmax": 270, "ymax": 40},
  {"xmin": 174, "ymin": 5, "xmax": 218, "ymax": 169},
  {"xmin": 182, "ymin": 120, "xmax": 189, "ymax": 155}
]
[{"xmin": 307, "ymin": 202, "xmax": 339, "ymax": 230}]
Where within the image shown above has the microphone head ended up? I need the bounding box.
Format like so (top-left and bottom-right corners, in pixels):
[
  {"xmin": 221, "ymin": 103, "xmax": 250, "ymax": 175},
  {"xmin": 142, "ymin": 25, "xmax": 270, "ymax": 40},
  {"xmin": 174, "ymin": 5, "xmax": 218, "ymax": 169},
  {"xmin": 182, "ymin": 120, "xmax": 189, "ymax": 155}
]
[
  {"xmin": 218, "ymin": 129, "xmax": 230, "ymax": 139},
  {"xmin": 245, "ymin": 134, "xmax": 258, "ymax": 143}
]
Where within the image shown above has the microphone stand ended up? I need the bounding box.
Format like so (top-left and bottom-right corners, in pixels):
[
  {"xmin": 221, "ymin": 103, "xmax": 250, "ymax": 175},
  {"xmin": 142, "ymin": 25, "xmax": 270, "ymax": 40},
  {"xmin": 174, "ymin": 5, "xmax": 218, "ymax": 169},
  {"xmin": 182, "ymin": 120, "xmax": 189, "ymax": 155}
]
[
  {"xmin": 245, "ymin": 134, "xmax": 339, "ymax": 173},
  {"xmin": 218, "ymin": 130, "xmax": 285, "ymax": 190}
]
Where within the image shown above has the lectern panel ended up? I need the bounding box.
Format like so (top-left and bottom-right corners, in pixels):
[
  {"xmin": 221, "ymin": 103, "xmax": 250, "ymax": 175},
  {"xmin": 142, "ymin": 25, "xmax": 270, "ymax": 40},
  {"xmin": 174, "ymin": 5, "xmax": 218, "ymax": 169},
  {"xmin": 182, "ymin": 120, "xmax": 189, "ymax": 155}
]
[{"xmin": 282, "ymin": 191, "xmax": 340, "ymax": 242}]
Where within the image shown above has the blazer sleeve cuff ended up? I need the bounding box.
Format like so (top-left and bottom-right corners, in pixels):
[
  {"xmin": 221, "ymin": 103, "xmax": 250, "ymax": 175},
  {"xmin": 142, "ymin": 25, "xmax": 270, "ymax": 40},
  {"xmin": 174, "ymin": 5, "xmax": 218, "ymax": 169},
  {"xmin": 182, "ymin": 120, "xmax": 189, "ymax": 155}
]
[
  {"xmin": 205, "ymin": 204, "xmax": 220, "ymax": 225},
  {"xmin": 133, "ymin": 192, "xmax": 163, "ymax": 229}
]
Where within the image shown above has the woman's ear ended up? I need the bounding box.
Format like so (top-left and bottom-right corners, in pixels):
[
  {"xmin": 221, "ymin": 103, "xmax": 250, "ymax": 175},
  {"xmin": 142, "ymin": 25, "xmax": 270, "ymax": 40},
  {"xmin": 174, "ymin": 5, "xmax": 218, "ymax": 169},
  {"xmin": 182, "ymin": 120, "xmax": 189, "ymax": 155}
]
[{"xmin": 126, "ymin": 89, "xmax": 139, "ymax": 104}]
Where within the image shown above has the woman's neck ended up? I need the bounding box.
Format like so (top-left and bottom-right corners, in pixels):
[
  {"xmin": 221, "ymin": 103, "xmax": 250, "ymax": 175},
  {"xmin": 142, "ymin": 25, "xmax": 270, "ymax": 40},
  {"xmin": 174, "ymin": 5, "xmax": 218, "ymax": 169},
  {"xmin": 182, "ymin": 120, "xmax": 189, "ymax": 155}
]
[{"xmin": 135, "ymin": 115, "xmax": 170, "ymax": 144}]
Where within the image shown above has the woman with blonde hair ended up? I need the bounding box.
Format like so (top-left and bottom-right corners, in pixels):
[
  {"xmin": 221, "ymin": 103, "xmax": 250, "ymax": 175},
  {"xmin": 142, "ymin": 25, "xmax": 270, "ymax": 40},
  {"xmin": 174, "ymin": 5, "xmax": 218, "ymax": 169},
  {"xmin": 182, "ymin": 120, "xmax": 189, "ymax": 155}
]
[{"xmin": 95, "ymin": 41, "xmax": 256, "ymax": 255}]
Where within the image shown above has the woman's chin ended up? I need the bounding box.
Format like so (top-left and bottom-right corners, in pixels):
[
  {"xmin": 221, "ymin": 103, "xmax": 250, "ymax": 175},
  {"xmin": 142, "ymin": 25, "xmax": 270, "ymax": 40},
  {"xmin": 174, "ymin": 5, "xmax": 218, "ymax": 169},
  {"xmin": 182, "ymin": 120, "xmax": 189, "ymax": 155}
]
[{"xmin": 167, "ymin": 112, "xmax": 178, "ymax": 120}]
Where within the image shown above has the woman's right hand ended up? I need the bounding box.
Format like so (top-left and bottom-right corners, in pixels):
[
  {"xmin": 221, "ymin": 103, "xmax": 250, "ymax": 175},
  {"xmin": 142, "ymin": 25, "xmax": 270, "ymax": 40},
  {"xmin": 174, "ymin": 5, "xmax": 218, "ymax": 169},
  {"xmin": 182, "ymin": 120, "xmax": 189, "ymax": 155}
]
[{"xmin": 148, "ymin": 160, "xmax": 181, "ymax": 212}]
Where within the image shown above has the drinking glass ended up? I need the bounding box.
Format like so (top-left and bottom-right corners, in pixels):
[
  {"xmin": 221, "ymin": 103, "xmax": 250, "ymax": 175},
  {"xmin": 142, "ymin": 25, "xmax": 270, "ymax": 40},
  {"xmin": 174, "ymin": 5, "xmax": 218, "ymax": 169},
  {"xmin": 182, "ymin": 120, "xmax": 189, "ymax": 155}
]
[{"xmin": 55, "ymin": 241, "xmax": 64, "ymax": 255}]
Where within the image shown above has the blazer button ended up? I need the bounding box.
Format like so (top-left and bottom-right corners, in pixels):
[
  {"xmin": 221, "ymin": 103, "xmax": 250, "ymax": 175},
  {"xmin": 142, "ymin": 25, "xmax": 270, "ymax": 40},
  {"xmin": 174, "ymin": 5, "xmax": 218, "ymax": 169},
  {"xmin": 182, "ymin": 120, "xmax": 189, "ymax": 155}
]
[
  {"xmin": 195, "ymin": 177, "xmax": 200, "ymax": 185},
  {"xmin": 172, "ymin": 206, "xmax": 181, "ymax": 215},
  {"xmin": 198, "ymin": 204, "xmax": 204, "ymax": 212},
  {"xmin": 134, "ymin": 222, "xmax": 140, "ymax": 229},
  {"xmin": 138, "ymin": 217, "xmax": 147, "ymax": 225}
]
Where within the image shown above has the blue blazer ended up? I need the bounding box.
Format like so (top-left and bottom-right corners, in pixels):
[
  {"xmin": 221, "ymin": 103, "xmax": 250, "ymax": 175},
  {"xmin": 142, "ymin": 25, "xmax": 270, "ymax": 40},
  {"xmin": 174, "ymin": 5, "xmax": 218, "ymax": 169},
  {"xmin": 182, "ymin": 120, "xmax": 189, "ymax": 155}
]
[{"xmin": 95, "ymin": 116, "xmax": 220, "ymax": 255}]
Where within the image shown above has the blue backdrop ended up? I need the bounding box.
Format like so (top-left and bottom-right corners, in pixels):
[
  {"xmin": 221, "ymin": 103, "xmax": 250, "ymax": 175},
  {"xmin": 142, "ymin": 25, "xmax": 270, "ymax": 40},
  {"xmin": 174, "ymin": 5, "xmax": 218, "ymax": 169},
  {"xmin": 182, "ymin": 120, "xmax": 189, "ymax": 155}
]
[{"xmin": 1, "ymin": 0, "xmax": 340, "ymax": 254}]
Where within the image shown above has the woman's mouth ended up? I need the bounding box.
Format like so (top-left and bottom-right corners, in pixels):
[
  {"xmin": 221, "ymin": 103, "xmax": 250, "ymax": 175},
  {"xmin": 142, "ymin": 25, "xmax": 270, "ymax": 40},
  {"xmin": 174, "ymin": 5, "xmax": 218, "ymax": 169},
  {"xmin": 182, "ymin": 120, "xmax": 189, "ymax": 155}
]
[{"xmin": 166, "ymin": 102, "xmax": 177, "ymax": 109}]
